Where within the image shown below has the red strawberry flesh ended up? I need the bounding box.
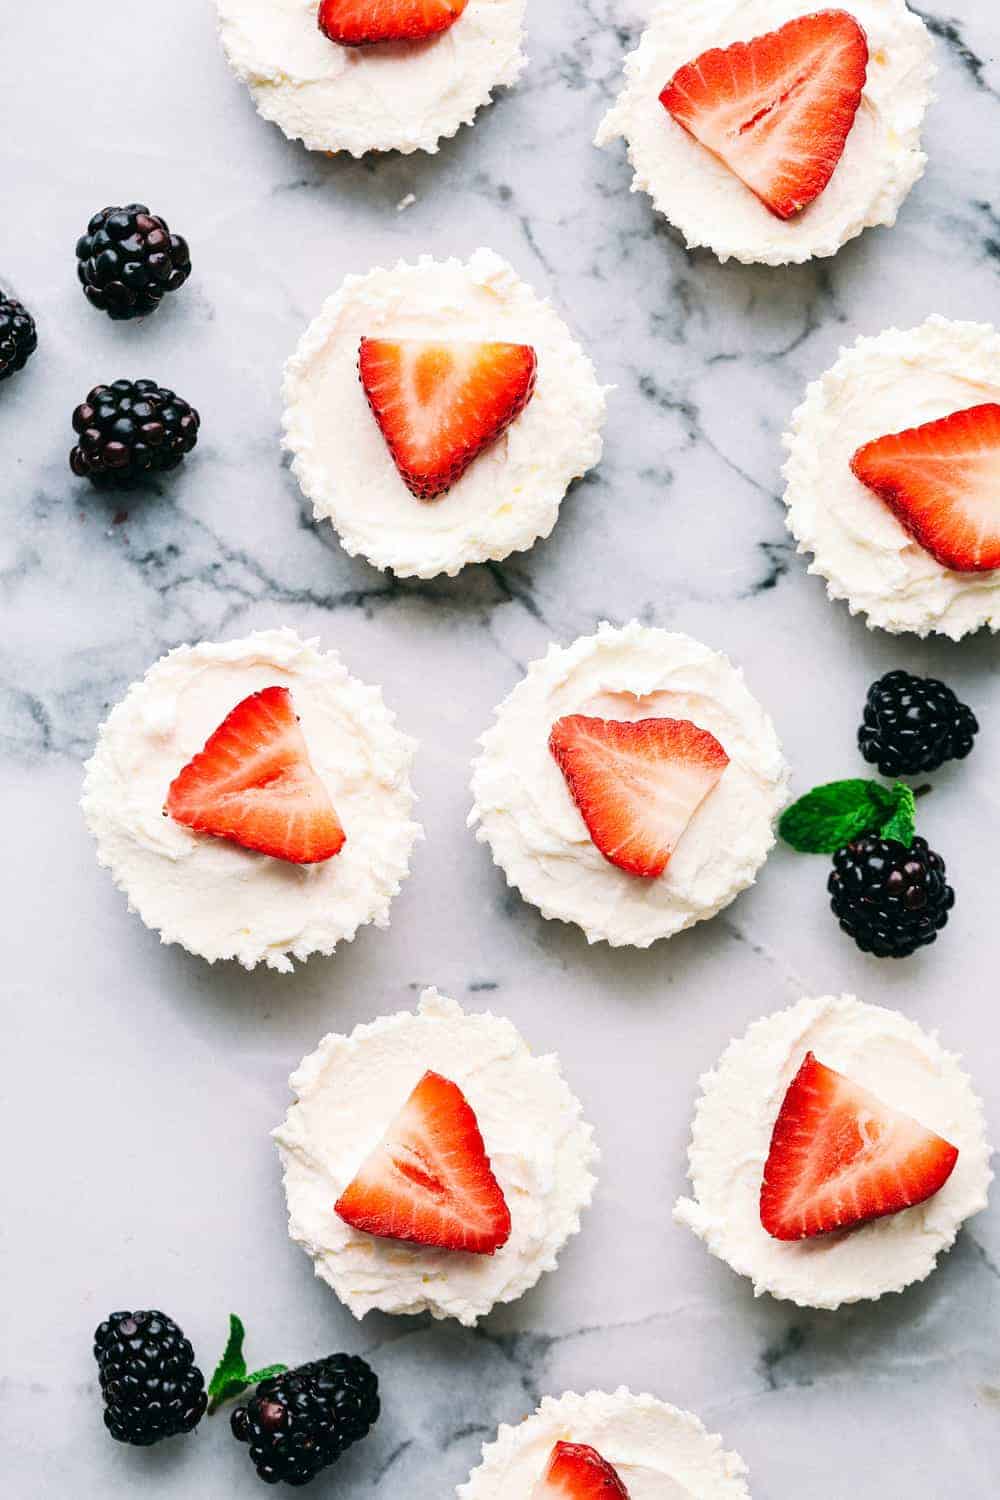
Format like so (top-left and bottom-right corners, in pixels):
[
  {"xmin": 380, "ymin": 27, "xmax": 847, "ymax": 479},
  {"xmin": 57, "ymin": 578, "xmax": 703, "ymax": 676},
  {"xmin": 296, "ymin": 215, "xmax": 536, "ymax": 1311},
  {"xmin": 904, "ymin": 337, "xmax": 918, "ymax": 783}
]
[
  {"xmin": 165, "ymin": 685, "xmax": 345, "ymax": 865},
  {"xmin": 532, "ymin": 1442, "xmax": 630, "ymax": 1500},
  {"xmin": 359, "ymin": 337, "xmax": 537, "ymax": 499},
  {"xmin": 549, "ymin": 715, "xmax": 730, "ymax": 878},
  {"xmin": 335, "ymin": 1069, "xmax": 512, "ymax": 1254},
  {"xmin": 760, "ymin": 1051, "xmax": 959, "ymax": 1241},
  {"xmin": 660, "ymin": 9, "xmax": 869, "ymax": 219},
  {"xmin": 318, "ymin": 0, "xmax": 468, "ymax": 46},
  {"xmin": 850, "ymin": 401, "xmax": 1000, "ymax": 573}
]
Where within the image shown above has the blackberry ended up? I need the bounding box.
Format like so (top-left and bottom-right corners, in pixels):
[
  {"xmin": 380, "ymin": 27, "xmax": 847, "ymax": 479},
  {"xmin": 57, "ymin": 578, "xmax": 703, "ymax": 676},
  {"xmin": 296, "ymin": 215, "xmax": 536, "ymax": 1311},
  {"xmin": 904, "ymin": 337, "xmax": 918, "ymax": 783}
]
[
  {"xmin": 0, "ymin": 295, "xmax": 37, "ymax": 381},
  {"xmin": 828, "ymin": 835, "xmax": 954, "ymax": 958},
  {"xmin": 231, "ymin": 1354, "xmax": 379, "ymax": 1487},
  {"xmin": 70, "ymin": 379, "xmax": 200, "ymax": 488},
  {"xmin": 76, "ymin": 205, "xmax": 191, "ymax": 321},
  {"xmin": 94, "ymin": 1309, "xmax": 207, "ymax": 1445},
  {"xmin": 859, "ymin": 670, "xmax": 978, "ymax": 777}
]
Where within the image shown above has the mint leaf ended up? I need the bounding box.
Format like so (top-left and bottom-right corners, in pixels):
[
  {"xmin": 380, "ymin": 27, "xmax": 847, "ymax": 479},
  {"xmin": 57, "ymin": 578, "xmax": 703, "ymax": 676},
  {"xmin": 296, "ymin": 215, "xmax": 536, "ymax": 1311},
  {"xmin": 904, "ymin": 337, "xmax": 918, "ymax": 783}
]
[
  {"xmin": 246, "ymin": 1364, "xmax": 288, "ymax": 1384},
  {"xmin": 881, "ymin": 781, "xmax": 916, "ymax": 846},
  {"xmin": 779, "ymin": 779, "xmax": 896, "ymax": 853},
  {"xmin": 207, "ymin": 1315, "xmax": 287, "ymax": 1414}
]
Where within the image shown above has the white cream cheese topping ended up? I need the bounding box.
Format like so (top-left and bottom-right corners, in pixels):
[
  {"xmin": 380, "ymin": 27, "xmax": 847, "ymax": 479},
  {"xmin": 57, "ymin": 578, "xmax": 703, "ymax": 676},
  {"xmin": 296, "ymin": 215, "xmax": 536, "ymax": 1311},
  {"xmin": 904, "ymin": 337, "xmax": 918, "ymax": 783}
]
[
  {"xmin": 81, "ymin": 627, "xmax": 420, "ymax": 972},
  {"xmin": 283, "ymin": 249, "xmax": 608, "ymax": 579},
  {"xmin": 675, "ymin": 993, "xmax": 993, "ymax": 1309},
  {"xmin": 275, "ymin": 989, "xmax": 599, "ymax": 1324},
  {"xmin": 469, "ymin": 622, "xmax": 789, "ymax": 947},
  {"xmin": 457, "ymin": 1388, "xmax": 751, "ymax": 1500},
  {"xmin": 783, "ymin": 315, "xmax": 1000, "ymax": 638},
  {"xmin": 215, "ymin": 0, "xmax": 527, "ymax": 156},
  {"xmin": 595, "ymin": 0, "xmax": 934, "ymax": 266}
]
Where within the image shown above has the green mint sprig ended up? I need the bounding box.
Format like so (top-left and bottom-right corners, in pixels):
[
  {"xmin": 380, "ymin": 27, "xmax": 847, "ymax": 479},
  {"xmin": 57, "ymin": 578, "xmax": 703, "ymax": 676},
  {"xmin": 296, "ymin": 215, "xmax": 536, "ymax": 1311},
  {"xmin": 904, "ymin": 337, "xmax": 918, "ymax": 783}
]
[
  {"xmin": 779, "ymin": 778, "xmax": 917, "ymax": 854},
  {"xmin": 207, "ymin": 1315, "xmax": 287, "ymax": 1414}
]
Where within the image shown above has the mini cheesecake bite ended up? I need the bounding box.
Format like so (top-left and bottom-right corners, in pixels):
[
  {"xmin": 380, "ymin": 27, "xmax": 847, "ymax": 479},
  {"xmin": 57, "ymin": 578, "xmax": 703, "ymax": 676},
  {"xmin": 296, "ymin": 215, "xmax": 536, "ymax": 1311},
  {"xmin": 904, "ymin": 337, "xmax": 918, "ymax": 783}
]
[
  {"xmin": 283, "ymin": 251, "xmax": 607, "ymax": 578},
  {"xmin": 470, "ymin": 622, "xmax": 788, "ymax": 947},
  {"xmin": 783, "ymin": 315, "xmax": 1000, "ymax": 637},
  {"xmin": 675, "ymin": 994, "xmax": 992, "ymax": 1308},
  {"xmin": 275, "ymin": 989, "xmax": 598, "ymax": 1324},
  {"xmin": 215, "ymin": 0, "xmax": 527, "ymax": 156},
  {"xmin": 459, "ymin": 1389, "xmax": 751, "ymax": 1500},
  {"xmin": 595, "ymin": 0, "xmax": 934, "ymax": 265},
  {"xmin": 81, "ymin": 627, "xmax": 420, "ymax": 970}
]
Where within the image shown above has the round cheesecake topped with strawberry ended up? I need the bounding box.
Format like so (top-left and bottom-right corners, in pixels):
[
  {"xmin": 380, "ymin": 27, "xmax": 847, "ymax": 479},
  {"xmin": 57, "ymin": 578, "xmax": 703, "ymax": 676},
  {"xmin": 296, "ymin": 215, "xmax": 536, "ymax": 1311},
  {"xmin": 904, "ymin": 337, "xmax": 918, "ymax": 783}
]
[
  {"xmin": 82, "ymin": 628, "xmax": 421, "ymax": 971},
  {"xmin": 784, "ymin": 315, "xmax": 1000, "ymax": 637},
  {"xmin": 283, "ymin": 250, "xmax": 608, "ymax": 578},
  {"xmin": 470, "ymin": 622, "xmax": 788, "ymax": 948},
  {"xmin": 675, "ymin": 994, "xmax": 992, "ymax": 1308},
  {"xmin": 458, "ymin": 1389, "xmax": 751, "ymax": 1500},
  {"xmin": 596, "ymin": 0, "xmax": 934, "ymax": 265},
  {"xmin": 275, "ymin": 989, "xmax": 598, "ymax": 1324},
  {"xmin": 215, "ymin": 0, "xmax": 527, "ymax": 156}
]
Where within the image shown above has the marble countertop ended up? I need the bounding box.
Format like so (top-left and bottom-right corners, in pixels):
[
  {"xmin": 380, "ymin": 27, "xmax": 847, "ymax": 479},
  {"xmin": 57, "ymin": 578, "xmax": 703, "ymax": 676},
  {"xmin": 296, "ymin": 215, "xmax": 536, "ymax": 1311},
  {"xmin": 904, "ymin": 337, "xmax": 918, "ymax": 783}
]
[{"xmin": 3, "ymin": 1, "xmax": 998, "ymax": 1494}]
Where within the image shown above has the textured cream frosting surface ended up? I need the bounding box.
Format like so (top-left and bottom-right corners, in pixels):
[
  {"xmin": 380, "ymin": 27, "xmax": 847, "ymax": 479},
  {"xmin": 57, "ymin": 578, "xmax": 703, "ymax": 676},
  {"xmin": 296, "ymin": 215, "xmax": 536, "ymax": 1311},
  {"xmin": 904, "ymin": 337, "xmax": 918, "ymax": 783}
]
[
  {"xmin": 783, "ymin": 315, "xmax": 1000, "ymax": 638},
  {"xmin": 283, "ymin": 249, "xmax": 608, "ymax": 579},
  {"xmin": 81, "ymin": 627, "xmax": 420, "ymax": 971},
  {"xmin": 275, "ymin": 989, "xmax": 599, "ymax": 1324},
  {"xmin": 470, "ymin": 622, "xmax": 788, "ymax": 947},
  {"xmin": 595, "ymin": 0, "xmax": 934, "ymax": 265},
  {"xmin": 674, "ymin": 993, "xmax": 993, "ymax": 1308},
  {"xmin": 458, "ymin": 1388, "xmax": 751, "ymax": 1499},
  {"xmin": 215, "ymin": 0, "xmax": 527, "ymax": 155}
]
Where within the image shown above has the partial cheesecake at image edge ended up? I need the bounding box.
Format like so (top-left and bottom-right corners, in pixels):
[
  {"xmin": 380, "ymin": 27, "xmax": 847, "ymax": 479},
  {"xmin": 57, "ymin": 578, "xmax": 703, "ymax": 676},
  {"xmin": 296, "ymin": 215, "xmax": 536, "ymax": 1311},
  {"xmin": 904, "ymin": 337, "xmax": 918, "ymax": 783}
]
[
  {"xmin": 595, "ymin": 0, "xmax": 935, "ymax": 266},
  {"xmin": 458, "ymin": 1388, "xmax": 752, "ymax": 1499}
]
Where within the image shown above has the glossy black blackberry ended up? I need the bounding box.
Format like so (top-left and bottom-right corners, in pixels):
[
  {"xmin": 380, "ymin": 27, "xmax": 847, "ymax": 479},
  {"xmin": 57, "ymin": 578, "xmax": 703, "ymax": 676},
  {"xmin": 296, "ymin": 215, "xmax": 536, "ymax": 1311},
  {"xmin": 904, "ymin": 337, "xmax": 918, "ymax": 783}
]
[
  {"xmin": 70, "ymin": 379, "xmax": 200, "ymax": 488},
  {"xmin": 231, "ymin": 1354, "xmax": 379, "ymax": 1487},
  {"xmin": 859, "ymin": 670, "xmax": 978, "ymax": 778},
  {"xmin": 0, "ymin": 295, "xmax": 37, "ymax": 381},
  {"xmin": 828, "ymin": 835, "xmax": 954, "ymax": 958},
  {"xmin": 76, "ymin": 205, "xmax": 191, "ymax": 320},
  {"xmin": 94, "ymin": 1310, "xmax": 207, "ymax": 1446}
]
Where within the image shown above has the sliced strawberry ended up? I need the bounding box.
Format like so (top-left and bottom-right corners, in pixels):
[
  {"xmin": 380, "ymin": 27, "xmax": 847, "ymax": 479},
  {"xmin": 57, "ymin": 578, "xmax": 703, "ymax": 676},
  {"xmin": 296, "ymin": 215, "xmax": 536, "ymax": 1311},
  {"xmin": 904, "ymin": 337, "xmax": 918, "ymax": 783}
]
[
  {"xmin": 165, "ymin": 686, "xmax": 345, "ymax": 865},
  {"xmin": 532, "ymin": 1442, "xmax": 630, "ymax": 1500},
  {"xmin": 760, "ymin": 1052, "xmax": 959, "ymax": 1241},
  {"xmin": 335, "ymin": 1070, "xmax": 511, "ymax": 1254},
  {"xmin": 660, "ymin": 9, "xmax": 868, "ymax": 220},
  {"xmin": 318, "ymin": 0, "xmax": 467, "ymax": 46},
  {"xmin": 548, "ymin": 715, "xmax": 729, "ymax": 879},
  {"xmin": 358, "ymin": 338, "xmax": 537, "ymax": 500},
  {"xmin": 850, "ymin": 402, "xmax": 1000, "ymax": 573}
]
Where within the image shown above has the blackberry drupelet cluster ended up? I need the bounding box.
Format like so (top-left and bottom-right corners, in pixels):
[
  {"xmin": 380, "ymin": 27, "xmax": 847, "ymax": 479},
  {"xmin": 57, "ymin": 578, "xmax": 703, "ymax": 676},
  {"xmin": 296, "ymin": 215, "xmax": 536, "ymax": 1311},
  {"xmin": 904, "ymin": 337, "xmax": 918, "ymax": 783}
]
[
  {"xmin": 859, "ymin": 670, "xmax": 978, "ymax": 778},
  {"xmin": 70, "ymin": 379, "xmax": 200, "ymax": 488},
  {"xmin": 828, "ymin": 835, "xmax": 954, "ymax": 958},
  {"xmin": 94, "ymin": 1310, "xmax": 207, "ymax": 1446},
  {"xmin": 76, "ymin": 205, "xmax": 191, "ymax": 321},
  {"xmin": 0, "ymin": 295, "xmax": 37, "ymax": 381},
  {"xmin": 231, "ymin": 1354, "xmax": 379, "ymax": 1487}
]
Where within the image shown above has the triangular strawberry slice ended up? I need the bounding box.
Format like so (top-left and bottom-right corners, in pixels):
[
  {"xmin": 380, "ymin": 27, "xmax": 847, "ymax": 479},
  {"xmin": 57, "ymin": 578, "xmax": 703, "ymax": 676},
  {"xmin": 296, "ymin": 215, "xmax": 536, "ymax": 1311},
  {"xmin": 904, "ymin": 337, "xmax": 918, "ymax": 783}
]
[
  {"xmin": 532, "ymin": 1442, "xmax": 630, "ymax": 1500},
  {"xmin": 359, "ymin": 338, "xmax": 537, "ymax": 500},
  {"xmin": 659, "ymin": 9, "xmax": 869, "ymax": 220},
  {"xmin": 548, "ymin": 715, "xmax": 730, "ymax": 878},
  {"xmin": 165, "ymin": 685, "xmax": 346, "ymax": 865},
  {"xmin": 335, "ymin": 1070, "xmax": 512, "ymax": 1254},
  {"xmin": 850, "ymin": 402, "xmax": 1000, "ymax": 573},
  {"xmin": 318, "ymin": 0, "xmax": 467, "ymax": 46},
  {"xmin": 760, "ymin": 1052, "xmax": 959, "ymax": 1241}
]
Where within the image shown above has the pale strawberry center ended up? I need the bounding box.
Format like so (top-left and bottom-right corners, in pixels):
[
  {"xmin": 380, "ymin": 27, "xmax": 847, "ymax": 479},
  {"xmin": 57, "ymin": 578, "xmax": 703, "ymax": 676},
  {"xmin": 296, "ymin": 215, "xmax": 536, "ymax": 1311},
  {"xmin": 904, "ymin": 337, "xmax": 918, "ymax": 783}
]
[
  {"xmin": 391, "ymin": 1142, "xmax": 447, "ymax": 1201},
  {"xmin": 413, "ymin": 345, "xmax": 455, "ymax": 405}
]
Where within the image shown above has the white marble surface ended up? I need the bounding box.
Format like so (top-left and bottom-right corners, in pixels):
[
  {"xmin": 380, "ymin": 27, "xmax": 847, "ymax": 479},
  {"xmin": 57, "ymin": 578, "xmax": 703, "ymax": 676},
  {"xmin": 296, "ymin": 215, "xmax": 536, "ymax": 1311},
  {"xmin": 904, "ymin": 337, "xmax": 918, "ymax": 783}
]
[{"xmin": 3, "ymin": 1, "xmax": 999, "ymax": 1495}]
